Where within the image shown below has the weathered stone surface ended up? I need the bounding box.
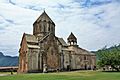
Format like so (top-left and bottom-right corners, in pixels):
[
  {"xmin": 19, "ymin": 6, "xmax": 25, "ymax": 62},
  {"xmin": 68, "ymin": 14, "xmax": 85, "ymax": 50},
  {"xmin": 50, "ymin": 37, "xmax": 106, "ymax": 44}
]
[{"xmin": 18, "ymin": 11, "xmax": 96, "ymax": 73}]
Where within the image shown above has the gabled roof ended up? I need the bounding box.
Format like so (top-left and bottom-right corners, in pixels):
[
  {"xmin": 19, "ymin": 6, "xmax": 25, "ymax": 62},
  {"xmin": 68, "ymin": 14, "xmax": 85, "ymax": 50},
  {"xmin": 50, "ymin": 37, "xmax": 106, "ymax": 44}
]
[
  {"xmin": 24, "ymin": 33, "xmax": 40, "ymax": 49},
  {"xmin": 58, "ymin": 38, "xmax": 68, "ymax": 46},
  {"xmin": 78, "ymin": 47, "xmax": 95, "ymax": 55},
  {"xmin": 20, "ymin": 33, "xmax": 39, "ymax": 49},
  {"xmin": 67, "ymin": 32, "xmax": 77, "ymax": 40},
  {"xmin": 39, "ymin": 32, "xmax": 51, "ymax": 42},
  {"xmin": 34, "ymin": 11, "xmax": 55, "ymax": 25},
  {"xmin": 24, "ymin": 33, "xmax": 38, "ymax": 43},
  {"xmin": 67, "ymin": 46, "xmax": 95, "ymax": 55},
  {"xmin": 38, "ymin": 33, "xmax": 68, "ymax": 47}
]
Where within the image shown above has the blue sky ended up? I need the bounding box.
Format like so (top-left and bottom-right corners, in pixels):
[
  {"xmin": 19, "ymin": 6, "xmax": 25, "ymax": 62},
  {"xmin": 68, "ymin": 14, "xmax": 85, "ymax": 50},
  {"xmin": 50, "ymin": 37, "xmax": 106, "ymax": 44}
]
[{"xmin": 0, "ymin": 0, "xmax": 120, "ymax": 56}]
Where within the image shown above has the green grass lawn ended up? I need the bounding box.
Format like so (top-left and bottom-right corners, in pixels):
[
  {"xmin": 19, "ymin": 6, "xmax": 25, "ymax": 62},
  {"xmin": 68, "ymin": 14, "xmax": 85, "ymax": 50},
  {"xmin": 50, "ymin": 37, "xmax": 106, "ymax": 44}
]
[{"xmin": 0, "ymin": 71, "xmax": 120, "ymax": 80}]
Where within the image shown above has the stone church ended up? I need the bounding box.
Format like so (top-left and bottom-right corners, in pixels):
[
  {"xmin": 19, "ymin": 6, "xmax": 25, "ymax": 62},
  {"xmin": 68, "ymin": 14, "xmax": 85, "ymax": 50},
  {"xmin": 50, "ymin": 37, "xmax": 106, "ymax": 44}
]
[{"xmin": 18, "ymin": 11, "xmax": 96, "ymax": 73}]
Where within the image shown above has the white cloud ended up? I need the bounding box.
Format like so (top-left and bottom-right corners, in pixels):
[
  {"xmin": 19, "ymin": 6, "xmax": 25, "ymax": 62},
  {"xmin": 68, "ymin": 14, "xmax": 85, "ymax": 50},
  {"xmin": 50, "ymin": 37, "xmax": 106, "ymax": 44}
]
[{"xmin": 0, "ymin": 0, "xmax": 120, "ymax": 56}]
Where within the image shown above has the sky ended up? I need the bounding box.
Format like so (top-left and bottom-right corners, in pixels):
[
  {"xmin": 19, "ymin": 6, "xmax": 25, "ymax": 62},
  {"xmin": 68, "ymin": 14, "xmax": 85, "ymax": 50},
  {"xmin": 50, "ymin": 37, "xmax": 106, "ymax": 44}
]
[{"xmin": 0, "ymin": 0, "xmax": 120, "ymax": 56}]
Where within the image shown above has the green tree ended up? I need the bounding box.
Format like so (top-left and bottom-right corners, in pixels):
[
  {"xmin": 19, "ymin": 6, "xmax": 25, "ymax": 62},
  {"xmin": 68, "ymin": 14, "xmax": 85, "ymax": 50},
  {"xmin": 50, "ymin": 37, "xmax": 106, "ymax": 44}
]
[{"xmin": 97, "ymin": 45, "xmax": 120, "ymax": 71}]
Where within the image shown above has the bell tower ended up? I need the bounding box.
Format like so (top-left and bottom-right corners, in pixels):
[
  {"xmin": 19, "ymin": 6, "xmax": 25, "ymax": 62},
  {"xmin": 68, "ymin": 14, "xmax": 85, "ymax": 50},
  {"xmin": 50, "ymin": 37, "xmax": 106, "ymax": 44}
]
[
  {"xmin": 33, "ymin": 11, "xmax": 55, "ymax": 38},
  {"xmin": 67, "ymin": 32, "xmax": 77, "ymax": 46}
]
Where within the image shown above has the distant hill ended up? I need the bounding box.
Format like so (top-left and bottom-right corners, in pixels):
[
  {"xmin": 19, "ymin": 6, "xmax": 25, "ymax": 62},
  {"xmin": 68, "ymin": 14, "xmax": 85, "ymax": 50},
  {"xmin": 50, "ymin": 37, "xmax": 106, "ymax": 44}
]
[
  {"xmin": 92, "ymin": 44, "xmax": 120, "ymax": 60},
  {"xmin": 0, "ymin": 52, "xmax": 18, "ymax": 67}
]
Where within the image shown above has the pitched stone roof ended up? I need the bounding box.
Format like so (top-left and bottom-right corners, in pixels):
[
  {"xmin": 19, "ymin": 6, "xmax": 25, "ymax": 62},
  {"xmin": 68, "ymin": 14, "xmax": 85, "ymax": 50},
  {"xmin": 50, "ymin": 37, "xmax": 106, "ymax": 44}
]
[
  {"xmin": 38, "ymin": 32, "xmax": 53, "ymax": 43},
  {"xmin": 22, "ymin": 33, "xmax": 40, "ymax": 49},
  {"xmin": 58, "ymin": 38, "xmax": 68, "ymax": 46},
  {"xmin": 66, "ymin": 46, "xmax": 95, "ymax": 55},
  {"xmin": 38, "ymin": 33, "xmax": 68, "ymax": 47},
  {"xmin": 67, "ymin": 32, "xmax": 77, "ymax": 40},
  {"xmin": 34, "ymin": 11, "xmax": 55, "ymax": 25},
  {"xmin": 24, "ymin": 33, "xmax": 38, "ymax": 43},
  {"xmin": 77, "ymin": 47, "xmax": 95, "ymax": 55}
]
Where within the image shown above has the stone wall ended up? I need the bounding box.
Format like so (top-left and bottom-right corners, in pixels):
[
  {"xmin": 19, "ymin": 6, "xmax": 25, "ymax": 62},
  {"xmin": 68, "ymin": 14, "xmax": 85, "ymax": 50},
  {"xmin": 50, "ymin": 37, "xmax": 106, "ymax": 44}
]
[
  {"xmin": 27, "ymin": 49, "xmax": 39, "ymax": 72},
  {"xmin": 18, "ymin": 35, "xmax": 28, "ymax": 73},
  {"xmin": 62, "ymin": 46, "xmax": 96, "ymax": 70},
  {"xmin": 42, "ymin": 34, "xmax": 61, "ymax": 71}
]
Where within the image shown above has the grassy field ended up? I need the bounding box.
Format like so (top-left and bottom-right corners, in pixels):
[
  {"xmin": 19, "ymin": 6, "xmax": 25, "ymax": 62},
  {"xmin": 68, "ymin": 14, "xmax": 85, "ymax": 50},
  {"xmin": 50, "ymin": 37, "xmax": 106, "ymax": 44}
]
[{"xmin": 0, "ymin": 71, "xmax": 120, "ymax": 80}]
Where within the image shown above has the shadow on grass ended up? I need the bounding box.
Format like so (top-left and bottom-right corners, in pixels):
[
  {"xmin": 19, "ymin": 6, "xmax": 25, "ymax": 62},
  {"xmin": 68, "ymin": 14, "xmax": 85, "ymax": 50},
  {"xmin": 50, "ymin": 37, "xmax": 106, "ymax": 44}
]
[{"xmin": 102, "ymin": 71, "xmax": 120, "ymax": 73}]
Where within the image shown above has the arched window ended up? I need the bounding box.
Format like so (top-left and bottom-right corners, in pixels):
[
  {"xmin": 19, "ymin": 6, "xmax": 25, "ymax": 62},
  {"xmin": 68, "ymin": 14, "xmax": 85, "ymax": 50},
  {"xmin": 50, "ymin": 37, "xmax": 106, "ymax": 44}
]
[
  {"xmin": 84, "ymin": 56, "xmax": 87, "ymax": 60},
  {"xmin": 48, "ymin": 26, "xmax": 50, "ymax": 31},
  {"xmin": 44, "ymin": 25, "xmax": 45, "ymax": 32},
  {"xmin": 48, "ymin": 21, "xmax": 51, "ymax": 31}
]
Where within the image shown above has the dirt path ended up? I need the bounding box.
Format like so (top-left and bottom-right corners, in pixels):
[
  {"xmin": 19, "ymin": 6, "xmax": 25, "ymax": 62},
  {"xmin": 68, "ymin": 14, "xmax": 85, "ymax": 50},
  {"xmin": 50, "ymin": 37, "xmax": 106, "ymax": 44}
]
[{"xmin": 0, "ymin": 74, "xmax": 10, "ymax": 76}]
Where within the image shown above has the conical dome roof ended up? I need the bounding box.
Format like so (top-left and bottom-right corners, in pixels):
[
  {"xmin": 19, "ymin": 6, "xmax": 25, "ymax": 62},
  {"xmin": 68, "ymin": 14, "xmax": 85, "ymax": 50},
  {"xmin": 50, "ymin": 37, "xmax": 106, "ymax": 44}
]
[
  {"xmin": 67, "ymin": 32, "xmax": 77, "ymax": 40},
  {"xmin": 34, "ymin": 11, "xmax": 55, "ymax": 25}
]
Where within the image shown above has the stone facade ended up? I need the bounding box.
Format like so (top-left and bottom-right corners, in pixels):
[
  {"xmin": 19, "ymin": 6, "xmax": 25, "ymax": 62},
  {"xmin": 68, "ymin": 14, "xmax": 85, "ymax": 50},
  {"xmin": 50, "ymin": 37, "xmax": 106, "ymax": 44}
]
[{"xmin": 18, "ymin": 11, "xmax": 96, "ymax": 73}]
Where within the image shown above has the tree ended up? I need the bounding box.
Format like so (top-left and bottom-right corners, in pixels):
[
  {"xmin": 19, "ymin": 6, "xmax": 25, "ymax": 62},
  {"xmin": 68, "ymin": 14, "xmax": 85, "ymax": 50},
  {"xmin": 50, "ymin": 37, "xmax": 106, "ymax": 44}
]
[{"xmin": 96, "ymin": 45, "xmax": 120, "ymax": 71}]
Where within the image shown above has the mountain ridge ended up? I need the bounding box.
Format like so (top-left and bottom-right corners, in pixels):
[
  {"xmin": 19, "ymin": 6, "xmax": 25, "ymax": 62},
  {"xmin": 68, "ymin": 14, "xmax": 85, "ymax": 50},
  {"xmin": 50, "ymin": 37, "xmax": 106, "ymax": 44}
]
[{"xmin": 0, "ymin": 52, "xmax": 18, "ymax": 67}]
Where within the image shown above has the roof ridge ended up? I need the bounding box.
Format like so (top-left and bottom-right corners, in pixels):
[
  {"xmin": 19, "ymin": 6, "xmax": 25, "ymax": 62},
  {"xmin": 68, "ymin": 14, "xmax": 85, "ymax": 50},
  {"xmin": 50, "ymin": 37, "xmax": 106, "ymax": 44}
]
[
  {"xmin": 67, "ymin": 32, "xmax": 77, "ymax": 40},
  {"xmin": 39, "ymin": 32, "xmax": 51, "ymax": 42},
  {"xmin": 34, "ymin": 11, "xmax": 54, "ymax": 24}
]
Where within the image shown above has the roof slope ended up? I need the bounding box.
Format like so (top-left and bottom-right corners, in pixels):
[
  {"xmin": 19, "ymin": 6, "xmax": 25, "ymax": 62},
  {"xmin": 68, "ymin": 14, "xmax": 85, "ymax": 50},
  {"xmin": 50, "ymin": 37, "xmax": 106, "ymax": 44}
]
[
  {"xmin": 58, "ymin": 38, "xmax": 68, "ymax": 46},
  {"xmin": 24, "ymin": 33, "xmax": 38, "ymax": 43},
  {"xmin": 67, "ymin": 46, "xmax": 95, "ymax": 55},
  {"xmin": 67, "ymin": 32, "xmax": 77, "ymax": 40},
  {"xmin": 21, "ymin": 33, "xmax": 40, "ymax": 49},
  {"xmin": 34, "ymin": 11, "xmax": 55, "ymax": 24}
]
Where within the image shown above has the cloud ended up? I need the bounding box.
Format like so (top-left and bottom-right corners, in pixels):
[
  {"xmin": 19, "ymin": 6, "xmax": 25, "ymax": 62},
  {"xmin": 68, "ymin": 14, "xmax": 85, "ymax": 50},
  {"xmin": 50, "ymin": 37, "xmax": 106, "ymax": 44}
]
[
  {"xmin": 0, "ymin": 0, "xmax": 120, "ymax": 56},
  {"xmin": 74, "ymin": 0, "xmax": 120, "ymax": 8}
]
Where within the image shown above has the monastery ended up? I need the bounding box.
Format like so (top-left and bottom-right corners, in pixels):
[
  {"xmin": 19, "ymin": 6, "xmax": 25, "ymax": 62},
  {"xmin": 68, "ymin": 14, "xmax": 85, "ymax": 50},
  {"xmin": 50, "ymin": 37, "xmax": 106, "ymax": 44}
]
[{"xmin": 18, "ymin": 11, "xmax": 96, "ymax": 73}]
